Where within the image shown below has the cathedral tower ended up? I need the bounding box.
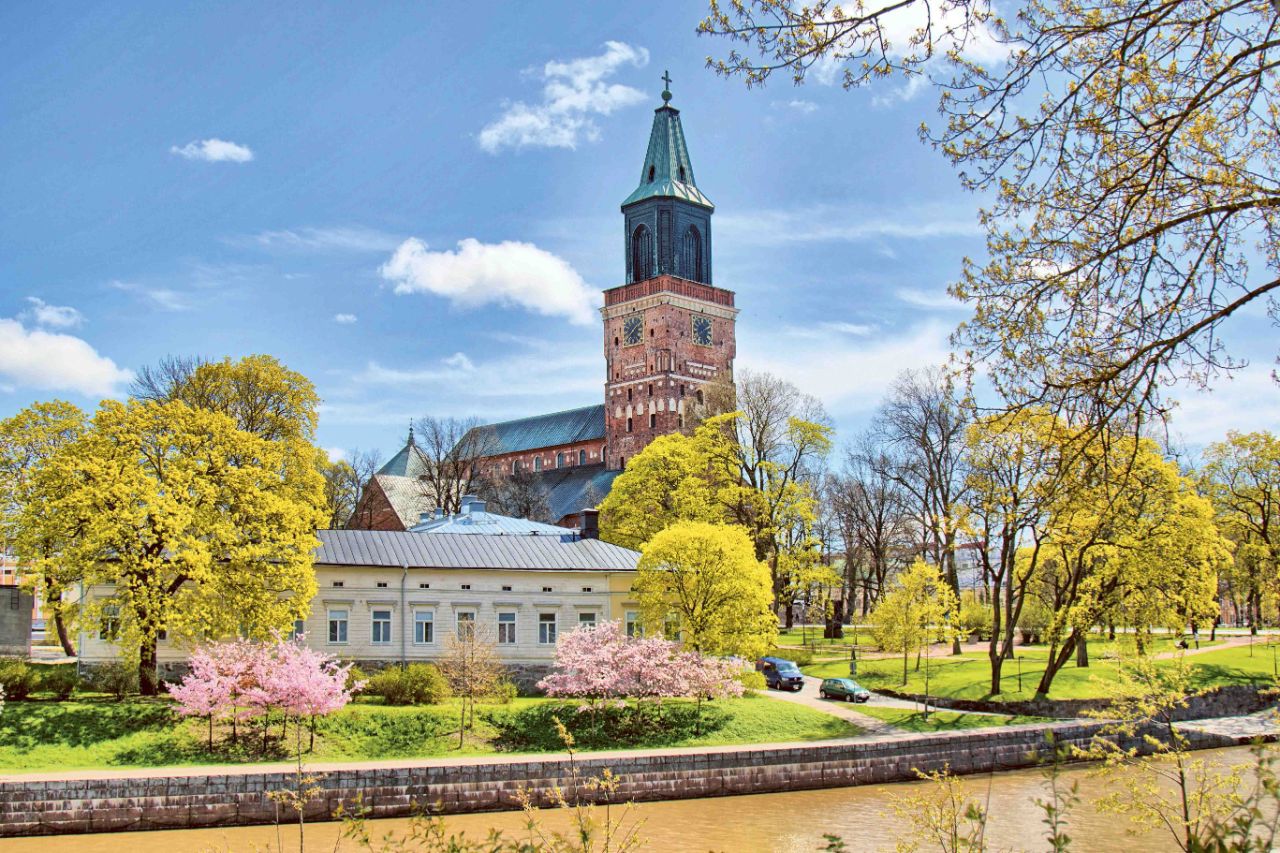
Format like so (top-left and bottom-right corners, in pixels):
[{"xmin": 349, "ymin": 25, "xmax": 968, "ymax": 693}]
[{"xmin": 601, "ymin": 75, "xmax": 738, "ymax": 470}]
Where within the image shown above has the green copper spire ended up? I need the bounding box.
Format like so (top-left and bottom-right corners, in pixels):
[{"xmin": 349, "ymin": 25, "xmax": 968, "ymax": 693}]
[{"xmin": 621, "ymin": 72, "xmax": 714, "ymax": 210}]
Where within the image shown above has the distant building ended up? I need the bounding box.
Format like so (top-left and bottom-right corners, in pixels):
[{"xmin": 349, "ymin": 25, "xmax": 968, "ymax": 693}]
[
  {"xmin": 352, "ymin": 81, "xmax": 738, "ymax": 528},
  {"xmin": 0, "ymin": 585, "xmax": 33, "ymax": 657},
  {"xmin": 77, "ymin": 498, "xmax": 640, "ymax": 688}
]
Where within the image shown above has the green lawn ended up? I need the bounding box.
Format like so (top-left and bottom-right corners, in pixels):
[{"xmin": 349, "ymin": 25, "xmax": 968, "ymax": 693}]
[
  {"xmin": 850, "ymin": 704, "xmax": 1051, "ymax": 732},
  {"xmin": 0, "ymin": 693, "xmax": 861, "ymax": 773},
  {"xmin": 805, "ymin": 639, "xmax": 1274, "ymax": 703}
]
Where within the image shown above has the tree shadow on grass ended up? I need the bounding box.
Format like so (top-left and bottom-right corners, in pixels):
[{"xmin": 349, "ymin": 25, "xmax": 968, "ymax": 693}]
[
  {"xmin": 486, "ymin": 701, "xmax": 731, "ymax": 751},
  {"xmin": 1187, "ymin": 663, "xmax": 1275, "ymax": 692},
  {"xmin": 0, "ymin": 699, "xmax": 175, "ymax": 752}
]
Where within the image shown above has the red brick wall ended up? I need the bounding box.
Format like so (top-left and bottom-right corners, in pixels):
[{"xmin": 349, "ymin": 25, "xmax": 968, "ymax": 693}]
[
  {"xmin": 348, "ymin": 478, "xmax": 407, "ymax": 531},
  {"xmin": 475, "ymin": 439, "xmax": 607, "ymax": 477},
  {"xmin": 602, "ymin": 275, "xmax": 737, "ymax": 469}
]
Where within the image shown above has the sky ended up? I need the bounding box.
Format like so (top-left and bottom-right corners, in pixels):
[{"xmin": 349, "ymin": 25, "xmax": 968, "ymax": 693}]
[{"xmin": 2, "ymin": 1, "xmax": 1275, "ymax": 464}]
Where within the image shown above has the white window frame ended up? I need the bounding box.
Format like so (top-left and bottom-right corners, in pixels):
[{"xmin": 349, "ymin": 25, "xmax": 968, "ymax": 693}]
[
  {"xmin": 456, "ymin": 610, "xmax": 476, "ymax": 641},
  {"xmin": 625, "ymin": 610, "xmax": 641, "ymax": 638},
  {"xmin": 414, "ymin": 610, "xmax": 435, "ymax": 644},
  {"xmin": 498, "ymin": 611, "xmax": 517, "ymax": 645},
  {"xmin": 578, "ymin": 612, "xmax": 597, "ymax": 630},
  {"xmin": 538, "ymin": 613, "xmax": 558, "ymax": 644},
  {"xmin": 327, "ymin": 608, "xmax": 349, "ymax": 644},
  {"xmin": 371, "ymin": 608, "xmax": 393, "ymax": 645}
]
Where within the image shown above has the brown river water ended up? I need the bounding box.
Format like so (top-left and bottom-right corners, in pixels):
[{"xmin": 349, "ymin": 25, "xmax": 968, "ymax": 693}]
[{"xmin": 7, "ymin": 746, "xmax": 1268, "ymax": 853}]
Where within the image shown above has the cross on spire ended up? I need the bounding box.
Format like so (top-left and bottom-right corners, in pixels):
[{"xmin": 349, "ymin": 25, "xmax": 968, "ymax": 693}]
[{"xmin": 661, "ymin": 70, "xmax": 672, "ymax": 103}]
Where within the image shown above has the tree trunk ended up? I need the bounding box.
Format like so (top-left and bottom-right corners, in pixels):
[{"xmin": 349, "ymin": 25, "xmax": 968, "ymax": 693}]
[
  {"xmin": 1035, "ymin": 634, "xmax": 1078, "ymax": 699},
  {"xmin": 53, "ymin": 610, "xmax": 76, "ymax": 657},
  {"xmin": 1108, "ymin": 623, "xmax": 1116, "ymax": 641},
  {"xmin": 139, "ymin": 637, "xmax": 159, "ymax": 696},
  {"xmin": 1076, "ymin": 636, "xmax": 1089, "ymax": 668}
]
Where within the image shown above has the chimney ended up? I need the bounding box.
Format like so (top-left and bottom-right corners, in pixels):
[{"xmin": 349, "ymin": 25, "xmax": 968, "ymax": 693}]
[
  {"xmin": 434, "ymin": 507, "xmax": 445, "ymax": 520},
  {"xmin": 579, "ymin": 509, "xmax": 600, "ymax": 540},
  {"xmin": 459, "ymin": 494, "xmax": 478, "ymax": 515},
  {"xmin": 469, "ymin": 498, "xmax": 487, "ymax": 514},
  {"xmin": 418, "ymin": 512, "xmax": 432, "ymax": 525}
]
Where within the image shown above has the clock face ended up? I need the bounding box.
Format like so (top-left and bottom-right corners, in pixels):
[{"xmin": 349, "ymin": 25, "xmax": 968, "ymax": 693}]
[
  {"xmin": 623, "ymin": 315, "xmax": 643, "ymax": 346},
  {"xmin": 692, "ymin": 315, "xmax": 713, "ymax": 347}
]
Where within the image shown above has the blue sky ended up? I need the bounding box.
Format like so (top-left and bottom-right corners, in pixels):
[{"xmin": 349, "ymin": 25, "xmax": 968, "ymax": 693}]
[{"xmin": 2, "ymin": 1, "xmax": 1273, "ymax": 463}]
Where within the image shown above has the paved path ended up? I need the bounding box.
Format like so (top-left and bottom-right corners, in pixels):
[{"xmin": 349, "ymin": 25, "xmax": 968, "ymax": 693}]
[
  {"xmin": 761, "ymin": 677, "xmax": 902, "ymax": 733},
  {"xmin": 1178, "ymin": 709, "xmax": 1280, "ymax": 740}
]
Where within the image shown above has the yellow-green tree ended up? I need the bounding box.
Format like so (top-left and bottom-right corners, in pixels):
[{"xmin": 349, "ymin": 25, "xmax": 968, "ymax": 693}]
[
  {"xmin": 870, "ymin": 559, "xmax": 960, "ymax": 685},
  {"xmin": 1201, "ymin": 431, "xmax": 1280, "ymax": 634},
  {"xmin": 1033, "ymin": 436, "xmax": 1228, "ymax": 697},
  {"xmin": 634, "ymin": 521, "xmax": 777, "ymax": 658},
  {"xmin": 16, "ymin": 399, "xmax": 325, "ymax": 694},
  {"xmin": 598, "ymin": 432, "xmax": 730, "ymax": 549},
  {"xmin": 0, "ymin": 400, "xmax": 88, "ymax": 655}
]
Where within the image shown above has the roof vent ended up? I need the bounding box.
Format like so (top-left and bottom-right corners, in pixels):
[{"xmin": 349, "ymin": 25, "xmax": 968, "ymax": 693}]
[
  {"xmin": 434, "ymin": 507, "xmax": 445, "ymax": 520},
  {"xmin": 418, "ymin": 512, "xmax": 432, "ymax": 524}
]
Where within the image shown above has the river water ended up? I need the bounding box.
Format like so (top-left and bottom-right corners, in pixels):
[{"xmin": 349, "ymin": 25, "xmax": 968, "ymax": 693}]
[{"xmin": 8, "ymin": 746, "xmax": 1266, "ymax": 852}]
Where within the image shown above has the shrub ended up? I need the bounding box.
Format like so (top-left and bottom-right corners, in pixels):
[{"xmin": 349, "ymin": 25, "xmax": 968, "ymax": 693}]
[
  {"xmin": 766, "ymin": 648, "xmax": 813, "ymax": 668},
  {"xmin": 345, "ymin": 664, "xmax": 370, "ymax": 695},
  {"xmin": 737, "ymin": 669, "xmax": 767, "ymax": 693},
  {"xmin": 959, "ymin": 594, "xmax": 992, "ymax": 642},
  {"xmin": 487, "ymin": 678, "xmax": 517, "ymax": 705},
  {"xmin": 368, "ymin": 664, "xmax": 451, "ymax": 705},
  {"xmin": 0, "ymin": 658, "xmax": 37, "ymax": 701},
  {"xmin": 85, "ymin": 661, "xmax": 138, "ymax": 699},
  {"xmin": 39, "ymin": 664, "xmax": 78, "ymax": 700}
]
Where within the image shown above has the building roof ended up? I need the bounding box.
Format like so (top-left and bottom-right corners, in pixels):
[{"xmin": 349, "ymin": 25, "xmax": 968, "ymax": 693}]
[
  {"xmin": 315, "ymin": 528, "xmax": 639, "ymax": 572},
  {"xmin": 465, "ymin": 404, "xmax": 605, "ymax": 457},
  {"xmin": 409, "ymin": 497, "xmax": 569, "ymax": 536},
  {"xmin": 620, "ymin": 100, "xmax": 713, "ymax": 210},
  {"xmin": 371, "ymin": 474, "xmax": 437, "ymax": 528},
  {"xmin": 377, "ymin": 432, "xmax": 432, "ymax": 478},
  {"xmin": 533, "ymin": 464, "xmax": 621, "ymax": 523}
]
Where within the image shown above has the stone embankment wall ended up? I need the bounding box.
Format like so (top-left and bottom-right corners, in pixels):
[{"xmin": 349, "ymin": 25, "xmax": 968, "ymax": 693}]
[
  {"xmin": 876, "ymin": 684, "xmax": 1275, "ymax": 720},
  {"xmin": 0, "ymin": 721, "xmax": 1251, "ymax": 838}
]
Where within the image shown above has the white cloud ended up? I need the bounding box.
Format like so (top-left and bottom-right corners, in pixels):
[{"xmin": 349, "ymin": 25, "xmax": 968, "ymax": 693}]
[
  {"xmin": 23, "ymin": 296, "xmax": 85, "ymax": 329},
  {"xmin": 324, "ymin": 447, "xmax": 347, "ymax": 462},
  {"xmin": 443, "ymin": 352, "xmax": 475, "ymax": 371},
  {"xmin": 717, "ymin": 204, "xmax": 982, "ymax": 245},
  {"xmin": 109, "ymin": 281, "xmax": 190, "ymax": 311},
  {"xmin": 1167, "ymin": 367, "xmax": 1280, "ymax": 448},
  {"xmin": 334, "ymin": 313, "xmax": 358, "ymax": 324},
  {"xmin": 0, "ymin": 318, "xmax": 131, "ymax": 397},
  {"xmin": 895, "ymin": 287, "xmax": 968, "ymax": 311},
  {"xmin": 775, "ymin": 99, "xmax": 819, "ymax": 114},
  {"xmin": 170, "ymin": 138, "xmax": 254, "ymax": 163},
  {"xmin": 478, "ymin": 41, "xmax": 649, "ymax": 153},
  {"xmin": 232, "ymin": 226, "xmax": 401, "ymax": 253},
  {"xmin": 380, "ymin": 237, "xmax": 599, "ymax": 325},
  {"xmin": 744, "ymin": 319, "xmax": 955, "ymax": 417}
]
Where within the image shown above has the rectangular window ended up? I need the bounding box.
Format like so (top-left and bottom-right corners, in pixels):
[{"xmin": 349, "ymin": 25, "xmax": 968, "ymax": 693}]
[
  {"xmin": 502, "ymin": 585, "xmax": 512, "ymax": 592},
  {"xmin": 626, "ymin": 417, "xmax": 633, "ymax": 433},
  {"xmin": 419, "ymin": 582, "xmax": 431, "ymax": 589},
  {"xmin": 456, "ymin": 611, "xmax": 476, "ymax": 641},
  {"xmin": 542, "ymin": 586, "xmax": 553, "ymax": 593},
  {"xmin": 414, "ymin": 611, "xmax": 434, "ymax": 644},
  {"xmin": 291, "ymin": 619, "xmax": 305, "ymax": 640},
  {"xmin": 328, "ymin": 609, "xmax": 348, "ymax": 644},
  {"xmin": 331, "ymin": 580, "xmax": 344, "ymax": 587},
  {"xmin": 581, "ymin": 586, "xmax": 593, "ymax": 593},
  {"xmin": 625, "ymin": 611, "xmax": 641, "ymax": 638},
  {"xmin": 99, "ymin": 604, "xmax": 120, "ymax": 640},
  {"xmin": 534, "ymin": 456, "xmax": 543, "ymax": 472},
  {"xmin": 556, "ymin": 452, "xmax": 564, "ymax": 468},
  {"xmin": 498, "ymin": 612, "xmax": 517, "ymax": 645},
  {"xmin": 649, "ymin": 413, "xmax": 656, "ymax": 429},
  {"xmin": 372, "ymin": 609, "xmax": 392, "ymax": 644},
  {"xmin": 539, "ymin": 613, "xmax": 557, "ymax": 644},
  {"xmin": 376, "ymin": 581, "xmax": 388, "ymax": 588},
  {"xmin": 578, "ymin": 612, "xmax": 597, "ymax": 630},
  {"xmin": 461, "ymin": 584, "xmax": 471, "ymax": 590}
]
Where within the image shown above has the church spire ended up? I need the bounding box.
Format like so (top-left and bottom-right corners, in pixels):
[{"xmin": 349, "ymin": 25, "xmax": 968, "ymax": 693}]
[{"xmin": 620, "ymin": 72, "xmax": 714, "ymax": 211}]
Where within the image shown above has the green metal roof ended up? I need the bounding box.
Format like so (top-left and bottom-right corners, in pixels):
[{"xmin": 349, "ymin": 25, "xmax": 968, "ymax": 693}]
[
  {"xmin": 621, "ymin": 103, "xmax": 714, "ymax": 210},
  {"xmin": 464, "ymin": 404, "xmax": 605, "ymax": 456},
  {"xmin": 376, "ymin": 436, "xmax": 432, "ymax": 478}
]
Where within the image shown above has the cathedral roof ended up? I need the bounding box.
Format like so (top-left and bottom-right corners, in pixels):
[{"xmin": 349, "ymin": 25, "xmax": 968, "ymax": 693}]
[
  {"xmin": 621, "ymin": 95, "xmax": 714, "ymax": 210},
  {"xmin": 534, "ymin": 464, "xmax": 621, "ymax": 524},
  {"xmin": 466, "ymin": 404, "xmax": 605, "ymax": 457},
  {"xmin": 377, "ymin": 430, "xmax": 432, "ymax": 478}
]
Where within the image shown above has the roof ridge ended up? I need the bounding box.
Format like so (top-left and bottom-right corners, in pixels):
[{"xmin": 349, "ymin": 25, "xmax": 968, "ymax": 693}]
[{"xmin": 472, "ymin": 402, "xmax": 603, "ymax": 430}]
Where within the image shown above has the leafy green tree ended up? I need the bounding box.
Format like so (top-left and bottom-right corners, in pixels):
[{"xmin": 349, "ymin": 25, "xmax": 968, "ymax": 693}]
[
  {"xmin": 16, "ymin": 399, "xmax": 325, "ymax": 694},
  {"xmin": 703, "ymin": 0, "xmax": 1280, "ymax": 436},
  {"xmin": 635, "ymin": 521, "xmax": 777, "ymax": 658},
  {"xmin": 1201, "ymin": 431, "xmax": 1280, "ymax": 634},
  {"xmin": 0, "ymin": 401, "xmax": 87, "ymax": 655},
  {"xmin": 870, "ymin": 559, "xmax": 960, "ymax": 685}
]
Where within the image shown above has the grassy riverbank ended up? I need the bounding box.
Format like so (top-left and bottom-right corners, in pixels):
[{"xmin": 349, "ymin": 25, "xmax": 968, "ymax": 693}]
[
  {"xmin": 851, "ymin": 705, "xmax": 1052, "ymax": 732},
  {"xmin": 0, "ymin": 693, "xmax": 861, "ymax": 773},
  {"xmin": 804, "ymin": 638, "xmax": 1273, "ymax": 702}
]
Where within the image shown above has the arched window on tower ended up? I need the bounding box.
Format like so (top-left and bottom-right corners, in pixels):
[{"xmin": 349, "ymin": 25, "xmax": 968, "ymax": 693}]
[
  {"xmin": 680, "ymin": 225, "xmax": 703, "ymax": 282},
  {"xmin": 631, "ymin": 224, "xmax": 654, "ymax": 282}
]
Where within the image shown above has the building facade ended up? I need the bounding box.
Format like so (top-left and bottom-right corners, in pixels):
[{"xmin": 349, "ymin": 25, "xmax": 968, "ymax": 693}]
[
  {"xmin": 77, "ymin": 500, "xmax": 641, "ymax": 688},
  {"xmin": 352, "ymin": 83, "xmax": 737, "ymax": 528}
]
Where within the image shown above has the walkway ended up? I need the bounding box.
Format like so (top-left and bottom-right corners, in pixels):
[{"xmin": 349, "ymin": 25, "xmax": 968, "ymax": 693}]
[
  {"xmin": 1178, "ymin": 709, "xmax": 1280, "ymax": 741},
  {"xmin": 762, "ymin": 676, "xmax": 901, "ymax": 733}
]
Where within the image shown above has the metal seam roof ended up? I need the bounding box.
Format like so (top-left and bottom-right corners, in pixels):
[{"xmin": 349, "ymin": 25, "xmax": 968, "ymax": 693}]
[{"xmin": 315, "ymin": 529, "xmax": 639, "ymax": 572}]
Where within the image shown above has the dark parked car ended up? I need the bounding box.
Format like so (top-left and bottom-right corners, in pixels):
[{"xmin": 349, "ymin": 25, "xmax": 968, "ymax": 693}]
[
  {"xmin": 756, "ymin": 656, "xmax": 805, "ymax": 692},
  {"xmin": 819, "ymin": 678, "xmax": 871, "ymax": 703}
]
